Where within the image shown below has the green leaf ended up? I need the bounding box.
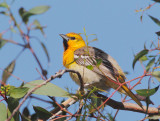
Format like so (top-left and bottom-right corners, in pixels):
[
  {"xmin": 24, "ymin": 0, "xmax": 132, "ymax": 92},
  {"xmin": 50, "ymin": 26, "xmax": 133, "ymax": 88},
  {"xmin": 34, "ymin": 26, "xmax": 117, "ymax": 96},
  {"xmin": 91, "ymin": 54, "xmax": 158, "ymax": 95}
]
[
  {"xmin": 33, "ymin": 20, "xmax": 46, "ymax": 36},
  {"xmin": 136, "ymin": 86, "xmax": 159, "ymax": 97},
  {"xmin": 83, "ymin": 27, "xmax": 86, "ymax": 35},
  {"xmin": 156, "ymin": 31, "xmax": 160, "ymax": 36},
  {"xmin": 146, "ymin": 114, "xmax": 160, "ymax": 120},
  {"xmin": 139, "ymin": 55, "xmax": 148, "ymax": 61},
  {"xmin": 31, "ymin": 113, "xmax": 37, "ymax": 121},
  {"xmin": 0, "ymin": 103, "xmax": 7, "ymax": 121},
  {"xmin": 0, "ymin": 2, "xmax": 9, "ymax": 8},
  {"xmin": 91, "ymin": 95, "xmax": 102, "ymax": 108},
  {"xmin": 132, "ymin": 49, "xmax": 149, "ymax": 69},
  {"xmin": 86, "ymin": 65, "xmax": 93, "ymax": 70},
  {"xmin": 148, "ymin": 55, "xmax": 157, "ymax": 58},
  {"xmin": 21, "ymin": 6, "xmax": 50, "ymax": 24},
  {"xmin": 7, "ymin": 108, "xmax": 15, "ymax": 121},
  {"xmin": 7, "ymin": 97, "xmax": 20, "ymax": 121},
  {"xmin": 146, "ymin": 58, "xmax": 155, "ymax": 72},
  {"xmin": 89, "ymin": 38, "xmax": 98, "ymax": 43},
  {"xmin": 140, "ymin": 15, "xmax": 143, "ymax": 22},
  {"xmin": 21, "ymin": 107, "xmax": 30, "ymax": 121},
  {"xmin": 24, "ymin": 80, "xmax": 69, "ymax": 97},
  {"xmin": 33, "ymin": 106, "xmax": 52, "ymax": 120},
  {"xmin": 33, "ymin": 19, "xmax": 41, "ymax": 27},
  {"xmin": 0, "ymin": 11, "xmax": 7, "ymax": 15},
  {"xmin": 2, "ymin": 60, "xmax": 16, "ymax": 84},
  {"xmin": 28, "ymin": 6, "xmax": 50, "ymax": 14},
  {"xmin": 10, "ymin": 26, "xmax": 16, "ymax": 33},
  {"xmin": 153, "ymin": 0, "xmax": 160, "ymax": 3},
  {"xmin": 144, "ymin": 42, "xmax": 146, "ymax": 50},
  {"xmin": 148, "ymin": 15, "xmax": 160, "ymax": 26},
  {"xmin": 19, "ymin": 7, "xmax": 26, "ymax": 17},
  {"xmin": 107, "ymin": 113, "xmax": 115, "ymax": 121},
  {"xmin": 96, "ymin": 58, "xmax": 102, "ymax": 66},
  {"xmin": 19, "ymin": 7, "xmax": 29, "ymax": 24},
  {"xmin": 22, "ymin": 107, "xmax": 29, "ymax": 117},
  {"xmin": 9, "ymin": 87, "xmax": 29, "ymax": 98},
  {"xmin": 40, "ymin": 42, "xmax": 50, "ymax": 63},
  {"xmin": 152, "ymin": 71, "xmax": 160, "ymax": 82},
  {"xmin": 0, "ymin": 37, "xmax": 7, "ymax": 48}
]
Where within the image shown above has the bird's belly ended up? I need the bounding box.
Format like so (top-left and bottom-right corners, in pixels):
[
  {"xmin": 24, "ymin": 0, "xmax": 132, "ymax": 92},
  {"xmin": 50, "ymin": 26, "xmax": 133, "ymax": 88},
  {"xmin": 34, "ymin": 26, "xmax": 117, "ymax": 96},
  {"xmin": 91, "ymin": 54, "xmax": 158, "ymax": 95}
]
[{"xmin": 69, "ymin": 63, "xmax": 110, "ymax": 90}]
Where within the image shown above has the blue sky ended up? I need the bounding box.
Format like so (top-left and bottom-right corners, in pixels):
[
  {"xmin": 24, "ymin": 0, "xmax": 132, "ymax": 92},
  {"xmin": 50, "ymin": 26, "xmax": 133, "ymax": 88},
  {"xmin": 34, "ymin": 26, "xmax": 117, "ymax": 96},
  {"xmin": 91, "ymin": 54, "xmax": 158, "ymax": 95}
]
[{"xmin": 0, "ymin": 0, "xmax": 160, "ymax": 120}]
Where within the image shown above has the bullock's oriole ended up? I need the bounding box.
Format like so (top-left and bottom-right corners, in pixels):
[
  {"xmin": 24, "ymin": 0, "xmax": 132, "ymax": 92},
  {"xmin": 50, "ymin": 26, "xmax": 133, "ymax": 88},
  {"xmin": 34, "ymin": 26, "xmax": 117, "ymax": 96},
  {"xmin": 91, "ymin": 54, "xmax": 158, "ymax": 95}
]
[{"xmin": 60, "ymin": 32, "xmax": 142, "ymax": 108}]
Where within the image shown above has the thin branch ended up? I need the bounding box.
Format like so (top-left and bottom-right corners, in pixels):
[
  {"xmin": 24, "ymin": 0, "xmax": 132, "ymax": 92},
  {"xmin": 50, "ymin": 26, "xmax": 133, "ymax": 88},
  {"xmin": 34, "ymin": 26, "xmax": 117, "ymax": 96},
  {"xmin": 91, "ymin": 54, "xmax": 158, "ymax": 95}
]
[
  {"xmin": 50, "ymin": 97, "xmax": 73, "ymax": 116},
  {"xmin": 6, "ymin": 69, "xmax": 84, "ymax": 121},
  {"xmin": 0, "ymin": 68, "xmax": 25, "ymax": 83},
  {"xmin": 65, "ymin": 69, "xmax": 84, "ymax": 93},
  {"xmin": 49, "ymin": 96, "xmax": 77, "ymax": 120},
  {"xmin": 113, "ymin": 95, "xmax": 127, "ymax": 120},
  {"xmin": 29, "ymin": 95, "xmax": 52, "ymax": 104},
  {"xmin": 65, "ymin": 99, "xmax": 84, "ymax": 121},
  {"xmin": 49, "ymin": 69, "xmax": 85, "ymax": 120},
  {"xmin": 1, "ymin": 38, "xmax": 25, "ymax": 47}
]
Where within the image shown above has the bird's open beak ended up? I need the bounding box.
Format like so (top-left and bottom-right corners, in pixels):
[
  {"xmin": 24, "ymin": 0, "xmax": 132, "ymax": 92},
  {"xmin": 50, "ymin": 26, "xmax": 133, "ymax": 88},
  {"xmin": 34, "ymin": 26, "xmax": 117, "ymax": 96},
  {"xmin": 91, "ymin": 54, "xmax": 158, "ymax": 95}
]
[{"xmin": 60, "ymin": 34, "xmax": 69, "ymax": 51}]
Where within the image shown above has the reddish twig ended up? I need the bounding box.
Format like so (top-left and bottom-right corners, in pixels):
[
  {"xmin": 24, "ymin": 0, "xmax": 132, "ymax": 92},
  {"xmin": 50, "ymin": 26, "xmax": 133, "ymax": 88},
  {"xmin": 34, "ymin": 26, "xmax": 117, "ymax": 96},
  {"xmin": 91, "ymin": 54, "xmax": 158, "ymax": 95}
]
[
  {"xmin": 91, "ymin": 72, "xmax": 152, "ymax": 113},
  {"xmin": 0, "ymin": 68, "xmax": 26, "ymax": 83},
  {"xmin": 51, "ymin": 97, "xmax": 73, "ymax": 116}
]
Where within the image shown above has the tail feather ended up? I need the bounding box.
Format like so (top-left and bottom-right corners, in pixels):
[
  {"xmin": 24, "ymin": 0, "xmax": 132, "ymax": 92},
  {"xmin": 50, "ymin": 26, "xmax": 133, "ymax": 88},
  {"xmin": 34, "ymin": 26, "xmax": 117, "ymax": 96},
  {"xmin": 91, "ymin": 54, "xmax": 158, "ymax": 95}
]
[{"xmin": 121, "ymin": 85, "xmax": 143, "ymax": 109}]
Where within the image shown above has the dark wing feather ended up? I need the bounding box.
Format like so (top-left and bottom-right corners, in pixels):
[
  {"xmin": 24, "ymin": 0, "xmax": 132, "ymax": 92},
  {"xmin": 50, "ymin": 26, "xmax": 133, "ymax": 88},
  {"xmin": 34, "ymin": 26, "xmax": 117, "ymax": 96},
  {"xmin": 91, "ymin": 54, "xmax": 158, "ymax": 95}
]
[{"xmin": 74, "ymin": 46, "xmax": 125, "ymax": 82}]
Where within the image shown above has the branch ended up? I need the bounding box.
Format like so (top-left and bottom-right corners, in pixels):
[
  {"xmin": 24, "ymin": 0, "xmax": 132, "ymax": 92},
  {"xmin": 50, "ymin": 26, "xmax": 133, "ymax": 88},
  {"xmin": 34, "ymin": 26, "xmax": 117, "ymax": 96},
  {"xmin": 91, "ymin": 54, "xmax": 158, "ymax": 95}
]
[
  {"xmin": 49, "ymin": 96, "xmax": 77, "ymax": 120},
  {"xmin": 65, "ymin": 69, "xmax": 84, "ymax": 93},
  {"xmin": 6, "ymin": 69, "xmax": 84, "ymax": 121},
  {"xmin": 49, "ymin": 69, "xmax": 85, "ymax": 120},
  {"xmin": 96, "ymin": 93, "xmax": 159, "ymax": 115},
  {"xmin": 49, "ymin": 93, "xmax": 159, "ymax": 120}
]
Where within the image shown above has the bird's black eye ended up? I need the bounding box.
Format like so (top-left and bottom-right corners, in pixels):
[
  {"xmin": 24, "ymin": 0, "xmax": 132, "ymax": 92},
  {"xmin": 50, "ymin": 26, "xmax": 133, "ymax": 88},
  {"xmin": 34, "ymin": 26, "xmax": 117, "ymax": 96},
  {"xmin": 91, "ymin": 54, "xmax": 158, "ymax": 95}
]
[{"xmin": 70, "ymin": 37, "xmax": 76, "ymax": 40}]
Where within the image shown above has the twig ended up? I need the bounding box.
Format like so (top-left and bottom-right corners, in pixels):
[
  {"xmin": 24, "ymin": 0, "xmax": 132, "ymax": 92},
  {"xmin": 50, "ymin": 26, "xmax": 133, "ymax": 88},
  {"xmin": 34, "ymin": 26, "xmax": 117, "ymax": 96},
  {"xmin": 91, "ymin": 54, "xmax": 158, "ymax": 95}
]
[
  {"xmin": 64, "ymin": 99, "xmax": 84, "ymax": 121},
  {"xmin": 113, "ymin": 95, "xmax": 127, "ymax": 120},
  {"xmin": 29, "ymin": 95, "xmax": 52, "ymax": 104},
  {"xmin": 49, "ymin": 96, "xmax": 77, "ymax": 120},
  {"xmin": 50, "ymin": 97, "xmax": 73, "ymax": 116},
  {"xmin": 0, "ymin": 68, "xmax": 25, "ymax": 83},
  {"xmin": 49, "ymin": 69, "xmax": 84, "ymax": 120},
  {"xmin": 6, "ymin": 69, "xmax": 84, "ymax": 121},
  {"xmin": 1, "ymin": 38, "xmax": 25, "ymax": 47},
  {"xmin": 65, "ymin": 69, "xmax": 84, "ymax": 93}
]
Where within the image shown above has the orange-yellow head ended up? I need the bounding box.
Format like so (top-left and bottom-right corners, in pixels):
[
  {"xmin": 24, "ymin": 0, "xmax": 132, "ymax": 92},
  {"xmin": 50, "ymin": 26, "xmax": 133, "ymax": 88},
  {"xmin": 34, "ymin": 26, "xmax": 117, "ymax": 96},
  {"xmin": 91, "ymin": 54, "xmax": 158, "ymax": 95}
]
[{"xmin": 60, "ymin": 32, "xmax": 86, "ymax": 51}]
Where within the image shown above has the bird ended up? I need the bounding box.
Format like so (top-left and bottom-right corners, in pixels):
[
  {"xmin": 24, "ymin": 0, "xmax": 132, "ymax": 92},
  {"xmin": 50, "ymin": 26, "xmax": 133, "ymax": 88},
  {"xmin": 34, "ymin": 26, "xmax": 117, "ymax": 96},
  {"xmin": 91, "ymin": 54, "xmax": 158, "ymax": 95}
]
[{"xmin": 60, "ymin": 32, "xmax": 143, "ymax": 108}]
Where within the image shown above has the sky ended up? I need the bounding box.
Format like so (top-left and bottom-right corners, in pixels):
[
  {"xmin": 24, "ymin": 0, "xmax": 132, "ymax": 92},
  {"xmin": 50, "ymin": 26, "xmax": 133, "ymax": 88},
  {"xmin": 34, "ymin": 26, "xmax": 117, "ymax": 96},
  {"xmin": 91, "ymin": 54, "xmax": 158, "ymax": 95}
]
[{"xmin": 0, "ymin": 0, "xmax": 160, "ymax": 121}]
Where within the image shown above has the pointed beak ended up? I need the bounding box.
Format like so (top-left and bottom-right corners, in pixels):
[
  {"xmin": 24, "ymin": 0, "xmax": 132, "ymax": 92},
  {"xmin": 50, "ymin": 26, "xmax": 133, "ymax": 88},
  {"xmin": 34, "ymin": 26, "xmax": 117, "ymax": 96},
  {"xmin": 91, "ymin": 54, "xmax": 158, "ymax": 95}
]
[
  {"xmin": 60, "ymin": 34, "xmax": 69, "ymax": 51},
  {"xmin": 59, "ymin": 34, "xmax": 70, "ymax": 41}
]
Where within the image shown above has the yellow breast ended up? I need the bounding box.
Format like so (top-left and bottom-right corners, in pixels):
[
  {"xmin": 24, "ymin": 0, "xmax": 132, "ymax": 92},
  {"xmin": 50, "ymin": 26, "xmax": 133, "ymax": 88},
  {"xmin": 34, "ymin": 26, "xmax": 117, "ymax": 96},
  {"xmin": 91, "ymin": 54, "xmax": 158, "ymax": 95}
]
[{"xmin": 63, "ymin": 49, "xmax": 75, "ymax": 68}]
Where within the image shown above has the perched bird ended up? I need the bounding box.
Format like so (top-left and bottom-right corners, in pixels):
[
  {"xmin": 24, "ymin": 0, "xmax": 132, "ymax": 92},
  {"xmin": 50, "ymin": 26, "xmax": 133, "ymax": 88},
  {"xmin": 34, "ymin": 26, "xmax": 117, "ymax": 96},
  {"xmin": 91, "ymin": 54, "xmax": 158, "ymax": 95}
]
[{"xmin": 60, "ymin": 32, "xmax": 142, "ymax": 108}]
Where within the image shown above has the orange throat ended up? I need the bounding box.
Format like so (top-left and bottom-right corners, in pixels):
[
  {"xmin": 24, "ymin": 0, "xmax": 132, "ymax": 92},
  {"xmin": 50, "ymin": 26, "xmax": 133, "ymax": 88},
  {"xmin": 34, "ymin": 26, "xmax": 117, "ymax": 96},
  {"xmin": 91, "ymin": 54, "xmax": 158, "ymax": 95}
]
[
  {"xmin": 63, "ymin": 45, "xmax": 85, "ymax": 68},
  {"xmin": 63, "ymin": 49, "xmax": 74, "ymax": 68}
]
